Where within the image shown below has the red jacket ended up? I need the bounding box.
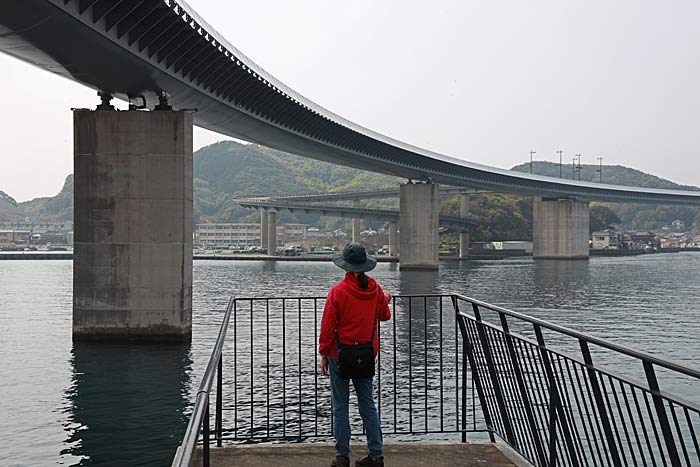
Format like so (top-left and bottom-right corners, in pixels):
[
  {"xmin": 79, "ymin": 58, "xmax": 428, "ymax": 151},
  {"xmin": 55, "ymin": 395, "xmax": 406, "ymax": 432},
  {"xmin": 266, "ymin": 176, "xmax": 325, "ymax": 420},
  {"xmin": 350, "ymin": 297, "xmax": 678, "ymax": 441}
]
[{"xmin": 318, "ymin": 272, "xmax": 391, "ymax": 359}]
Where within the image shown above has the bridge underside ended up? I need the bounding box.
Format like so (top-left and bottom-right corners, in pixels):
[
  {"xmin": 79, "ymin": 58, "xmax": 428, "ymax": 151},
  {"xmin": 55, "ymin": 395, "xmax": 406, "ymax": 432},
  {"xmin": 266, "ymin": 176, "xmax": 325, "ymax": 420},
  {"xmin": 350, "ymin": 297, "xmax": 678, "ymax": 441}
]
[{"xmin": 2, "ymin": 1, "xmax": 700, "ymax": 205}]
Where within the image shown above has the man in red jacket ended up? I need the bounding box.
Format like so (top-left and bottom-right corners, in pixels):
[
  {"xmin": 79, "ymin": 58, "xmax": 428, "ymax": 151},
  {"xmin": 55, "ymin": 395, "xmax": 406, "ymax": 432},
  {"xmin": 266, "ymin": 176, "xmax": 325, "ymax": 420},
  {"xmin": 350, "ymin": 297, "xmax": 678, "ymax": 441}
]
[{"xmin": 319, "ymin": 243, "xmax": 391, "ymax": 467}]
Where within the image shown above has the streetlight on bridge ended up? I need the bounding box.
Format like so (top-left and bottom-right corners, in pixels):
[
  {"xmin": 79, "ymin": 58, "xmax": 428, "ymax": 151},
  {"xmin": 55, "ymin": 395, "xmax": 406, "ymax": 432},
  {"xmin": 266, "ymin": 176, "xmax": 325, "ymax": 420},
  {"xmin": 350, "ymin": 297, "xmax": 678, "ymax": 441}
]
[
  {"xmin": 557, "ymin": 150, "xmax": 563, "ymax": 178},
  {"xmin": 596, "ymin": 157, "xmax": 603, "ymax": 183},
  {"xmin": 529, "ymin": 150, "xmax": 536, "ymax": 174}
]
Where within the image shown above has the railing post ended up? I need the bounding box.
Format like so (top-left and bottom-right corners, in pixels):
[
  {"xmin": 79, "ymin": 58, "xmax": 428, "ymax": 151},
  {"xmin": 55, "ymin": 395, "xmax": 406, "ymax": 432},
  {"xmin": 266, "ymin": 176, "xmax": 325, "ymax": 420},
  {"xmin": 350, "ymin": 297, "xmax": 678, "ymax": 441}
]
[
  {"xmin": 547, "ymin": 382, "xmax": 559, "ymax": 466},
  {"xmin": 471, "ymin": 302, "xmax": 517, "ymax": 447},
  {"xmin": 453, "ymin": 296, "xmax": 496, "ymax": 442},
  {"xmin": 216, "ymin": 356, "xmax": 223, "ymax": 447},
  {"xmin": 643, "ymin": 361, "xmax": 682, "ymax": 467},
  {"xmin": 203, "ymin": 399, "xmax": 210, "ymax": 467},
  {"xmin": 579, "ymin": 340, "xmax": 622, "ymax": 466},
  {"xmin": 500, "ymin": 313, "xmax": 548, "ymax": 467},
  {"xmin": 462, "ymin": 328, "xmax": 468, "ymax": 443},
  {"xmin": 534, "ymin": 325, "xmax": 580, "ymax": 467}
]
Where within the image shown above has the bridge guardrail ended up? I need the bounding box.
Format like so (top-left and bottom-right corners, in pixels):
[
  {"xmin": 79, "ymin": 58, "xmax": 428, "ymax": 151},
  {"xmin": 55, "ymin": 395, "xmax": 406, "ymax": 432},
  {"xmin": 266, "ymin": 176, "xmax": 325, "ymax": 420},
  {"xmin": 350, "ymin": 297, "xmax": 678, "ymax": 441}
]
[{"xmin": 453, "ymin": 294, "xmax": 700, "ymax": 467}]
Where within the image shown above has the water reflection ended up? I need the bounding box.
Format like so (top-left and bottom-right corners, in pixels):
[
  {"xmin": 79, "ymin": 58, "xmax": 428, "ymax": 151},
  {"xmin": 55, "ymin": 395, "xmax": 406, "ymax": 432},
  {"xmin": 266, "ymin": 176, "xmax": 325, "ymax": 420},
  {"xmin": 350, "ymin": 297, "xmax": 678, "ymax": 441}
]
[
  {"xmin": 533, "ymin": 259, "xmax": 591, "ymax": 308},
  {"xmin": 62, "ymin": 343, "xmax": 192, "ymax": 467},
  {"xmin": 398, "ymin": 269, "xmax": 439, "ymax": 295}
]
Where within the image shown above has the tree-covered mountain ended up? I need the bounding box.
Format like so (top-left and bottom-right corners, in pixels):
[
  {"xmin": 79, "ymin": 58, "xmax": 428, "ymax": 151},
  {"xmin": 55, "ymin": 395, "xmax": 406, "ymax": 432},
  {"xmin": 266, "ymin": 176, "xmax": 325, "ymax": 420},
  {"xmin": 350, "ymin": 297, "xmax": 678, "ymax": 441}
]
[{"xmin": 2, "ymin": 144, "xmax": 699, "ymax": 236}]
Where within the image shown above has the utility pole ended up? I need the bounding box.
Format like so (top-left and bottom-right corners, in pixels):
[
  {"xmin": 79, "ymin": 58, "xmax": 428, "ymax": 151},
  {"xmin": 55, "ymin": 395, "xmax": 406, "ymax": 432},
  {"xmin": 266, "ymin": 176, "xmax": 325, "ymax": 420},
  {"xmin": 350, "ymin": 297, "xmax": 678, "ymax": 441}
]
[
  {"xmin": 578, "ymin": 154, "xmax": 582, "ymax": 181},
  {"xmin": 557, "ymin": 150, "xmax": 563, "ymax": 178},
  {"xmin": 575, "ymin": 154, "xmax": 582, "ymax": 181},
  {"xmin": 529, "ymin": 150, "xmax": 536, "ymax": 174},
  {"xmin": 572, "ymin": 157, "xmax": 576, "ymax": 179},
  {"xmin": 596, "ymin": 156, "xmax": 603, "ymax": 183}
]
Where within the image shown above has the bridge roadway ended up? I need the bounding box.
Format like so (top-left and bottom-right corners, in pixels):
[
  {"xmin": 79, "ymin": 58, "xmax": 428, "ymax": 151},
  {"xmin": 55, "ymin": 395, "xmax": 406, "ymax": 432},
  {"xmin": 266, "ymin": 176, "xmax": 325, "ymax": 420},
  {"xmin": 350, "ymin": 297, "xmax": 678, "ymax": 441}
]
[
  {"xmin": 248, "ymin": 186, "xmax": 485, "ymax": 202},
  {"xmin": 2, "ymin": 0, "xmax": 700, "ymax": 205},
  {"xmin": 236, "ymin": 197, "xmax": 477, "ymax": 229}
]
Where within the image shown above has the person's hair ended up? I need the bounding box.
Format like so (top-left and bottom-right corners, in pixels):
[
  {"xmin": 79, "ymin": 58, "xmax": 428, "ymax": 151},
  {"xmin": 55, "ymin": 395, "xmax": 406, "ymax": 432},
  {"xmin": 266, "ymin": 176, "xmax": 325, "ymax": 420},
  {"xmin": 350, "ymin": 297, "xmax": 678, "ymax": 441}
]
[{"xmin": 357, "ymin": 272, "xmax": 369, "ymax": 289}]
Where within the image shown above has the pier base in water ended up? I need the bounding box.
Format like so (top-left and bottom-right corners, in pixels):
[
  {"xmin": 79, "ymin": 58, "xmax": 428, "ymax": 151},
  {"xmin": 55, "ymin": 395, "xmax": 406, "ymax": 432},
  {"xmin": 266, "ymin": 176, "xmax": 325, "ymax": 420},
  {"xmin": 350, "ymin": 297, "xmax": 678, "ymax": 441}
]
[
  {"xmin": 533, "ymin": 197, "xmax": 590, "ymax": 259},
  {"xmin": 399, "ymin": 182, "xmax": 439, "ymax": 270}
]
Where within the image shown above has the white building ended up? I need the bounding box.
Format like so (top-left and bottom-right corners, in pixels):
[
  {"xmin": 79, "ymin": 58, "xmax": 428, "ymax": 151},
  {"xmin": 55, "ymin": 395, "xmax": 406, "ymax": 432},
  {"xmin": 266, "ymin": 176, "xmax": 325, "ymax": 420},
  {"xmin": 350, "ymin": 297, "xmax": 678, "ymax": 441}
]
[{"xmin": 195, "ymin": 223, "xmax": 310, "ymax": 248}]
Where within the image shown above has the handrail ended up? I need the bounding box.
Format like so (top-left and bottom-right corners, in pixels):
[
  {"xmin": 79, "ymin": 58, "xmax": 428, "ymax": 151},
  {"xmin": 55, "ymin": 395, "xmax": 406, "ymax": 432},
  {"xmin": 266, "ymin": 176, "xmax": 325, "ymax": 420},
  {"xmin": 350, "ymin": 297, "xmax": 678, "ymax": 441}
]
[
  {"xmin": 452, "ymin": 293, "xmax": 700, "ymax": 380},
  {"xmin": 172, "ymin": 293, "xmax": 699, "ymax": 467},
  {"xmin": 171, "ymin": 297, "xmax": 234, "ymax": 467}
]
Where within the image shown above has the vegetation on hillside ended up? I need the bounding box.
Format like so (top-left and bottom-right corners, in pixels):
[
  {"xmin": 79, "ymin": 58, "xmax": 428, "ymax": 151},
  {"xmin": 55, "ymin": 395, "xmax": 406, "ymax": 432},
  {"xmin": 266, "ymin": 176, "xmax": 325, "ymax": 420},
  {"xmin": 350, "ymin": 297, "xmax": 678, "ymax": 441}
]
[{"xmin": 2, "ymin": 144, "xmax": 699, "ymax": 236}]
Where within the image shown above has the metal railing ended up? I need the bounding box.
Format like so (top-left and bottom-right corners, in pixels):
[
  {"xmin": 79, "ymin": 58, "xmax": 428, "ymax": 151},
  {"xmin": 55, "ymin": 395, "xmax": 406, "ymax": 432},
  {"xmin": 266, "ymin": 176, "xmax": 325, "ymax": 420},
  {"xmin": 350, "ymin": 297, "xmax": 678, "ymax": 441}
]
[
  {"xmin": 172, "ymin": 294, "xmax": 700, "ymax": 467},
  {"xmin": 454, "ymin": 294, "xmax": 700, "ymax": 467}
]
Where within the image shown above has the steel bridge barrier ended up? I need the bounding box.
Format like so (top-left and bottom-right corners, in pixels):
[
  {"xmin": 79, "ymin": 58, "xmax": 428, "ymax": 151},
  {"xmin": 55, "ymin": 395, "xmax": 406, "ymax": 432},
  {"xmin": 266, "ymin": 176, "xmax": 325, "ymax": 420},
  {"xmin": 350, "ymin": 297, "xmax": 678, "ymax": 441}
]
[{"xmin": 172, "ymin": 295, "xmax": 699, "ymax": 467}]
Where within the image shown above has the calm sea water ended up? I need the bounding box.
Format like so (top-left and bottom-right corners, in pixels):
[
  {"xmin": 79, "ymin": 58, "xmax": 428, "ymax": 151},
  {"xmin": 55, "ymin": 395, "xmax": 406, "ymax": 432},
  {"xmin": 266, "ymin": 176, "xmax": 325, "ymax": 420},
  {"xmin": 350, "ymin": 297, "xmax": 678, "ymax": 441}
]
[{"xmin": 1, "ymin": 255, "xmax": 699, "ymax": 466}]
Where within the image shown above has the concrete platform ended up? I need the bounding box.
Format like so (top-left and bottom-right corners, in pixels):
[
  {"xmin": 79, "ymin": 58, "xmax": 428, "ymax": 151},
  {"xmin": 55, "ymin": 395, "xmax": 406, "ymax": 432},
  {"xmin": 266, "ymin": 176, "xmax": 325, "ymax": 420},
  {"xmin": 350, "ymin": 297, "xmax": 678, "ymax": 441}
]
[{"xmin": 193, "ymin": 442, "xmax": 522, "ymax": 467}]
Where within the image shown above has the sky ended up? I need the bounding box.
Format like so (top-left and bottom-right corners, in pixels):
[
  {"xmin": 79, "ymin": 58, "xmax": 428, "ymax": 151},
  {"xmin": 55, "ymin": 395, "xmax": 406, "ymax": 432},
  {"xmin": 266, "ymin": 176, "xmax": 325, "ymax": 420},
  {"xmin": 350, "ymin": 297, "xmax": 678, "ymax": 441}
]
[{"xmin": 1, "ymin": 0, "xmax": 699, "ymax": 201}]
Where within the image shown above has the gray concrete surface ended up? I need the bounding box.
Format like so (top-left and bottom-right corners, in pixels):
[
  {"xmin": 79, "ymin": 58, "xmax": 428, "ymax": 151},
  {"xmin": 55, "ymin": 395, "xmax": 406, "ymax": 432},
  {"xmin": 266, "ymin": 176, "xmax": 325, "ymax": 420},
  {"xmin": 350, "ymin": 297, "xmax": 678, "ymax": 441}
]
[
  {"xmin": 267, "ymin": 211, "xmax": 277, "ymax": 255},
  {"xmin": 388, "ymin": 221, "xmax": 398, "ymax": 257},
  {"xmin": 194, "ymin": 442, "xmax": 520, "ymax": 467},
  {"xmin": 352, "ymin": 200, "xmax": 362, "ymax": 244},
  {"xmin": 399, "ymin": 183, "xmax": 439, "ymax": 270},
  {"xmin": 459, "ymin": 193, "xmax": 471, "ymax": 259},
  {"xmin": 532, "ymin": 197, "xmax": 590, "ymax": 259},
  {"xmin": 73, "ymin": 109, "xmax": 193, "ymax": 342},
  {"xmin": 261, "ymin": 211, "xmax": 269, "ymax": 250}
]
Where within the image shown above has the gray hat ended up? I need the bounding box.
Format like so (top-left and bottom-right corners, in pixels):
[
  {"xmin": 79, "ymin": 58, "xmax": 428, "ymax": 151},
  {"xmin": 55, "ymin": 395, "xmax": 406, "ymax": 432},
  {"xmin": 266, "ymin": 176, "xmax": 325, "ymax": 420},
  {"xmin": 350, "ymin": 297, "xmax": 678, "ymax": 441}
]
[{"xmin": 332, "ymin": 243, "xmax": 377, "ymax": 272}]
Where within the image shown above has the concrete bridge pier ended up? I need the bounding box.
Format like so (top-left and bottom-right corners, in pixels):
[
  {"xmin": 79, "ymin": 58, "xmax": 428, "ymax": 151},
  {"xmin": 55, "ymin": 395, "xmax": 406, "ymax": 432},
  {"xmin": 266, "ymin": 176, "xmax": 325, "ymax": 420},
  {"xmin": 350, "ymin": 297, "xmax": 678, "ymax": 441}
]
[
  {"xmin": 388, "ymin": 221, "xmax": 398, "ymax": 256},
  {"xmin": 399, "ymin": 182, "xmax": 439, "ymax": 270},
  {"xmin": 267, "ymin": 211, "xmax": 277, "ymax": 255},
  {"xmin": 73, "ymin": 108, "xmax": 193, "ymax": 342},
  {"xmin": 352, "ymin": 200, "xmax": 361, "ymax": 243},
  {"xmin": 459, "ymin": 193, "xmax": 470, "ymax": 259},
  {"xmin": 260, "ymin": 211, "xmax": 269, "ymax": 250},
  {"xmin": 533, "ymin": 197, "xmax": 590, "ymax": 259}
]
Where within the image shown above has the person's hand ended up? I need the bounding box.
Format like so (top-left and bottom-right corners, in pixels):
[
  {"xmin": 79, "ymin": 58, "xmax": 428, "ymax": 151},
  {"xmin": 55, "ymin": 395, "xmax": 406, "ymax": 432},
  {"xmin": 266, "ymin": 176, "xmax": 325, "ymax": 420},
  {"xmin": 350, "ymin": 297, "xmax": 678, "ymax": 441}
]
[
  {"xmin": 384, "ymin": 291, "xmax": 392, "ymax": 302},
  {"xmin": 320, "ymin": 355, "xmax": 329, "ymax": 377}
]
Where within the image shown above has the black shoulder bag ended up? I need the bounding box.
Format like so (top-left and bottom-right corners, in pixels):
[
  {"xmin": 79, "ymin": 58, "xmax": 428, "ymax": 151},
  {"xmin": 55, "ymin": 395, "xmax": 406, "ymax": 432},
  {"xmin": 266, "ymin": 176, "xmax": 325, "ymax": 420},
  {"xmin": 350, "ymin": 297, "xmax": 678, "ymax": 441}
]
[{"xmin": 336, "ymin": 290, "xmax": 380, "ymax": 380}]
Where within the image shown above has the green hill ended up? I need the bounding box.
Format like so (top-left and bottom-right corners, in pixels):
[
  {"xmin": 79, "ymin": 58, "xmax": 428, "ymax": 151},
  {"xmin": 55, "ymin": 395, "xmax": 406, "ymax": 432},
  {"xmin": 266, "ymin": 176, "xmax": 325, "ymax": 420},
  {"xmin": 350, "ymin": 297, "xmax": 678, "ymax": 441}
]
[{"xmin": 2, "ymin": 145, "xmax": 699, "ymax": 236}]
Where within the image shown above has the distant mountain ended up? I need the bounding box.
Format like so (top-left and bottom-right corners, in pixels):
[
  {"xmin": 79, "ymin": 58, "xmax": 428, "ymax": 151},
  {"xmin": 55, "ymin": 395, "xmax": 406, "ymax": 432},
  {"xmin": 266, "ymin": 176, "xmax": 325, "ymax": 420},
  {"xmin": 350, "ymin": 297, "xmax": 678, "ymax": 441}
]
[
  {"xmin": 0, "ymin": 190, "xmax": 23, "ymax": 222},
  {"xmin": 511, "ymin": 161, "xmax": 700, "ymax": 192},
  {"xmin": 191, "ymin": 141, "xmax": 400, "ymax": 226},
  {"xmin": 0, "ymin": 141, "xmax": 399, "ymax": 228},
  {"xmin": 2, "ymin": 147, "xmax": 698, "ymax": 236}
]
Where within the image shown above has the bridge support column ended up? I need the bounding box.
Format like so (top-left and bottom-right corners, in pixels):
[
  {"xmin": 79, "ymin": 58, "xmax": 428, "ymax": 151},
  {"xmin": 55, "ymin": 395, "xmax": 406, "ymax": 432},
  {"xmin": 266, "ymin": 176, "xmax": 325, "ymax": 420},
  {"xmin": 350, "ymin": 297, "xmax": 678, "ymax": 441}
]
[
  {"xmin": 267, "ymin": 211, "xmax": 277, "ymax": 255},
  {"xmin": 533, "ymin": 197, "xmax": 590, "ymax": 259},
  {"xmin": 73, "ymin": 109, "xmax": 192, "ymax": 342},
  {"xmin": 399, "ymin": 182, "xmax": 439, "ymax": 270},
  {"xmin": 388, "ymin": 221, "xmax": 398, "ymax": 256},
  {"xmin": 260, "ymin": 211, "xmax": 269, "ymax": 251},
  {"xmin": 459, "ymin": 193, "xmax": 470, "ymax": 259},
  {"xmin": 352, "ymin": 200, "xmax": 361, "ymax": 243}
]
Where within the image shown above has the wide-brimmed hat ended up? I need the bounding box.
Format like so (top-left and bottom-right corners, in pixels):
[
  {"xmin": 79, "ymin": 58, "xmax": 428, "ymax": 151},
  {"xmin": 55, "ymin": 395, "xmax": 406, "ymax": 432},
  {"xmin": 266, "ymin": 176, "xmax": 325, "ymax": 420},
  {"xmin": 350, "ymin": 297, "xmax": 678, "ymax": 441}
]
[{"xmin": 332, "ymin": 243, "xmax": 377, "ymax": 272}]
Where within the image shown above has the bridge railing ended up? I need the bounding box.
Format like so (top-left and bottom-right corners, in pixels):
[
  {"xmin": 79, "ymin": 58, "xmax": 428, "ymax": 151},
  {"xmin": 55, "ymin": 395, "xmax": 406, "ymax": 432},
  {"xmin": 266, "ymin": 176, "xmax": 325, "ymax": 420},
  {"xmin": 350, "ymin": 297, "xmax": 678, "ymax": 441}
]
[
  {"xmin": 171, "ymin": 294, "xmax": 485, "ymax": 467},
  {"xmin": 454, "ymin": 294, "xmax": 700, "ymax": 467},
  {"xmin": 172, "ymin": 294, "xmax": 700, "ymax": 467}
]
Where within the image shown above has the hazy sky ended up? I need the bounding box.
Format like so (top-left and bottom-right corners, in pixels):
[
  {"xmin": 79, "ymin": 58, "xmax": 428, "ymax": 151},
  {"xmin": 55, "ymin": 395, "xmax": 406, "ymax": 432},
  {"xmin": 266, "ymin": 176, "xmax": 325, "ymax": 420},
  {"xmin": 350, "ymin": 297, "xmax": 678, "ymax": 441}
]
[{"xmin": 1, "ymin": 0, "xmax": 699, "ymax": 201}]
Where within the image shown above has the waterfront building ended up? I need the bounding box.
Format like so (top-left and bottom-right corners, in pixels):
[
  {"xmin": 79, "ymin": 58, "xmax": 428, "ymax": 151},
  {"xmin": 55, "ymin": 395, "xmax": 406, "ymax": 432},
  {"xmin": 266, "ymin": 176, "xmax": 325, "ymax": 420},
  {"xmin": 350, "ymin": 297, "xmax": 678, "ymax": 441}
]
[
  {"xmin": 195, "ymin": 223, "xmax": 311, "ymax": 249},
  {"xmin": 591, "ymin": 230, "xmax": 621, "ymax": 250}
]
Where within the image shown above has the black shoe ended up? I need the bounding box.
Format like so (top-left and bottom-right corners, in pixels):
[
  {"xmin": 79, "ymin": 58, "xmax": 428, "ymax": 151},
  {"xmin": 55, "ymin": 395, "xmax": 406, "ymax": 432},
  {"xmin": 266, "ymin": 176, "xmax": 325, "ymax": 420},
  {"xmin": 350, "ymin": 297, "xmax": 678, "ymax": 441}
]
[
  {"xmin": 355, "ymin": 456, "xmax": 384, "ymax": 467},
  {"xmin": 331, "ymin": 455, "xmax": 350, "ymax": 467}
]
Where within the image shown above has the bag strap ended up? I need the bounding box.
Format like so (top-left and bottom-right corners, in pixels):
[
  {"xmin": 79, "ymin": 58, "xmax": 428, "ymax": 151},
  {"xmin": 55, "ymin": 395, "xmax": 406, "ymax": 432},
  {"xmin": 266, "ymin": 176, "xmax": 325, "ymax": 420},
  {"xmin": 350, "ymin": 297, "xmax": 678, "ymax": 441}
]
[{"xmin": 368, "ymin": 288, "xmax": 380, "ymax": 344}]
